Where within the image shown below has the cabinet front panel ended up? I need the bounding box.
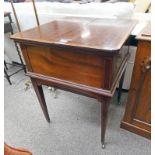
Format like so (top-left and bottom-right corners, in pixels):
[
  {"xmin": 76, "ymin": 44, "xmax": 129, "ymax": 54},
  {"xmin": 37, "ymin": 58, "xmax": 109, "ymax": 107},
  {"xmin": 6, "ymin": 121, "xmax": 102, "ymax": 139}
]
[
  {"xmin": 134, "ymin": 70, "xmax": 151, "ymax": 124},
  {"xmin": 131, "ymin": 41, "xmax": 151, "ymax": 130},
  {"xmin": 121, "ymin": 39, "xmax": 151, "ymax": 139},
  {"xmin": 26, "ymin": 45, "xmax": 106, "ymax": 88}
]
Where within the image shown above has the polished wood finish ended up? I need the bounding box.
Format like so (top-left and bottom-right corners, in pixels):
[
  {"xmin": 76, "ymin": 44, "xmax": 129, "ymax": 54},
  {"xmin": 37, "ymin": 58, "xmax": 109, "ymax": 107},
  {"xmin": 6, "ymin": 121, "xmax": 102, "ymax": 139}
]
[
  {"xmin": 11, "ymin": 19, "xmax": 136, "ymax": 51},
  {"xmin": 31, "ymin": 78, "xmax": 50, "ymax": 123},
  {"xmin": 11, "ymin": 18, "xmax": 136, "ymax": 146},
  {"xmin": 100, "ymin": 97, "xmax": 110, "ymax": 148},
  {"xmin": 121, "ymin": 24, "xmax": 151, "ymax": 139}
]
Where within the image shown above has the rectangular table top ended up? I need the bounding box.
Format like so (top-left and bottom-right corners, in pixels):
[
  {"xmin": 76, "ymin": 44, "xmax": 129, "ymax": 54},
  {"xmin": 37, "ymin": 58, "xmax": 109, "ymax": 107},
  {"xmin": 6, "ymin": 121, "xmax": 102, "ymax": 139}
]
[{"xmin": 11, "ymin": 18, "xmax": 137, "ymax": 52}]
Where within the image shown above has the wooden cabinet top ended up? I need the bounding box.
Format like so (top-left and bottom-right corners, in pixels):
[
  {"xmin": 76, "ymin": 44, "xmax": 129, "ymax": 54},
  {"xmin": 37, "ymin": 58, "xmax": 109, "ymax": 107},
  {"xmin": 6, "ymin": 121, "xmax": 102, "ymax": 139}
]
[{"xmin": 11, "ymin": 18, "xmax": 137, "ymax": 52}]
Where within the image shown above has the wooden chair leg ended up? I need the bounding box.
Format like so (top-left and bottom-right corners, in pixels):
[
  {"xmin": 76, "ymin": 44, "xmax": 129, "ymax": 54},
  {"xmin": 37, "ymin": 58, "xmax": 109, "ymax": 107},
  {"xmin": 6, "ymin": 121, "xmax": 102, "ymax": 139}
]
[{"xmin": 31, "ymin": 78, "xmax": 50, "ymax": 123}]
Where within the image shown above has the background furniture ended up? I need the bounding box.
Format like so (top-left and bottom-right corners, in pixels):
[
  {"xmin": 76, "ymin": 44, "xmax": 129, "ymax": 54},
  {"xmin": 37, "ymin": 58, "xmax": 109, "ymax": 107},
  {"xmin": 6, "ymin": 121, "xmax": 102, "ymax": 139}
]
[
  {"xmin": 4, "ymin": 12, "xmax": 25, "ymax": 85},
  {"xmin": 120, "ymin": 23, "xmax": 151, "ymax": 139},
  {"xmin": 11, "ymin": 18, "xmax": 136, "ymax": 148}
]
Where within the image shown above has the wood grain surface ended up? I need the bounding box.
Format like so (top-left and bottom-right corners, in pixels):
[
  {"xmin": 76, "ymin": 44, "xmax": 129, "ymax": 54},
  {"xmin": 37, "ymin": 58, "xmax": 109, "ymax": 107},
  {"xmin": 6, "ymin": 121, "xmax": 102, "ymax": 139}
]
[
  {"xmin": 11, "ymin": 17, "xmax": 137, "ymax": 146},
  {"xmin": 11, "ymin": 18, "xmax": 137, "ymax": 52}
]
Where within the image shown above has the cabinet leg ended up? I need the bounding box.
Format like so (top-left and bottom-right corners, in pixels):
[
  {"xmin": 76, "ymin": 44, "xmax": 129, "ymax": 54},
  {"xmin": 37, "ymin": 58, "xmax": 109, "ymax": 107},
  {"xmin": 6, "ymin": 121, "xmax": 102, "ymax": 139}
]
[
  {"xmin": 100, "ymin": 97, "xmax": 110, "ymax": 149},
  {"xmin": 117, "ymin": 70, "xmax": 125, "ymax": 104},
  {"xmin": 31, "ymin": 78, "xmax": 50, "ymax": 123}
]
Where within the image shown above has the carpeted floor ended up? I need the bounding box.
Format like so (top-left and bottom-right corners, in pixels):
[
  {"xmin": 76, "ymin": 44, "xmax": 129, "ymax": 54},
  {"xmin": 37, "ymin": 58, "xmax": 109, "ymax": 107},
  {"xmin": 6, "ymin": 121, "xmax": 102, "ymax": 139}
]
[{"xmin": 4, "ymin": 66, "xmax": 151, "ymax": 155}]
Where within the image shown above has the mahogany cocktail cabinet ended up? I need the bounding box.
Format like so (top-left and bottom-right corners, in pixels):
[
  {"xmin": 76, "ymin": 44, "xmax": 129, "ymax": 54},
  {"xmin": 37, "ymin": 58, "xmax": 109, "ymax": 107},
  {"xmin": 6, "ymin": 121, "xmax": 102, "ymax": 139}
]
[{"xmin": 11, "ymin": 18, "xmax": 136, "ymax": 148}]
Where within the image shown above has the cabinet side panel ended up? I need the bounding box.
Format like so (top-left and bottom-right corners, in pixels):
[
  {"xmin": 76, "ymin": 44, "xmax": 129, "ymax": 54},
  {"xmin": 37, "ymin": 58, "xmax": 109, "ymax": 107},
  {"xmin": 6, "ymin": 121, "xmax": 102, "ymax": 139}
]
[{"xmin": 20, "ymin": 44, "xmax": 33, "ymax": 71}]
